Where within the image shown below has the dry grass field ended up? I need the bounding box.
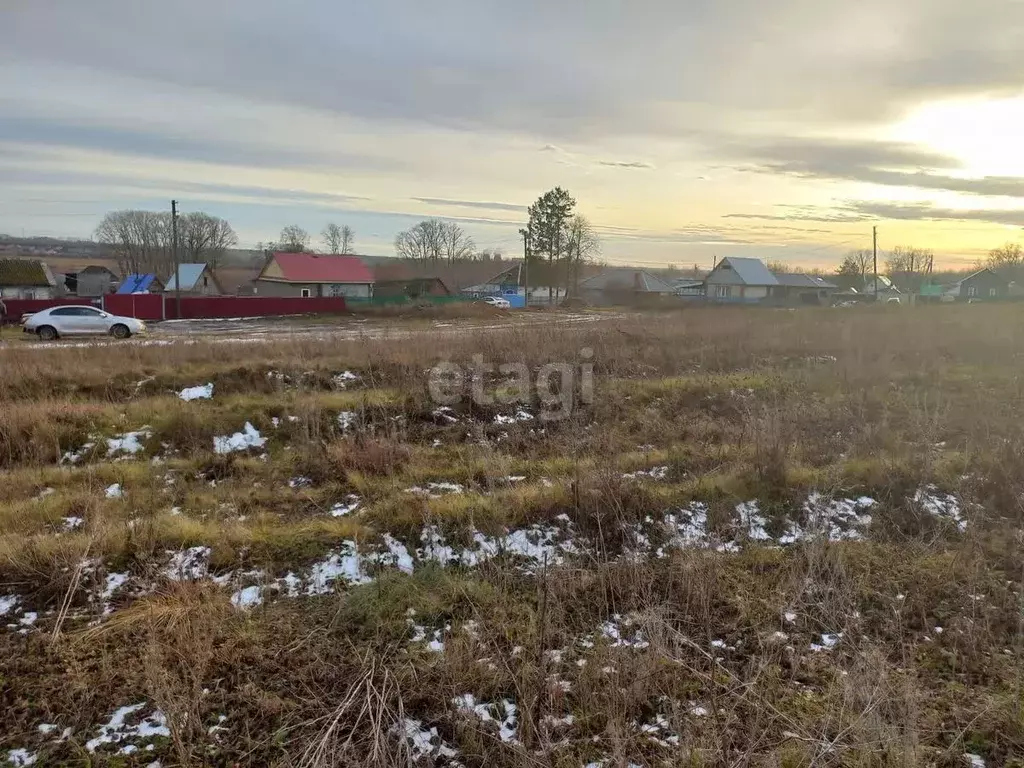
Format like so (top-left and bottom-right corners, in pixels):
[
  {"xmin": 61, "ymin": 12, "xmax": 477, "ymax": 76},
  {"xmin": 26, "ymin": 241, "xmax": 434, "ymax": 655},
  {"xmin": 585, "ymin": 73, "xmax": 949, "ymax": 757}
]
[{"xmin": 2, "ymin": 305, "xmax": 1024, "ymax": 767}]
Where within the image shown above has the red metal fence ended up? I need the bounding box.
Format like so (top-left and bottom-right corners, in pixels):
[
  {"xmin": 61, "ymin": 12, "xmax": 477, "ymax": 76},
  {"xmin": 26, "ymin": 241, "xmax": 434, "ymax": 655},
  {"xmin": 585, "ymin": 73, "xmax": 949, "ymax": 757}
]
[
  {"xmin": 1, "ymin": 298, "xmax": 97, "ymax": 323},
  {"xmin": 3, "ymin": 295, "xmax": 348, "ymax": 324}
]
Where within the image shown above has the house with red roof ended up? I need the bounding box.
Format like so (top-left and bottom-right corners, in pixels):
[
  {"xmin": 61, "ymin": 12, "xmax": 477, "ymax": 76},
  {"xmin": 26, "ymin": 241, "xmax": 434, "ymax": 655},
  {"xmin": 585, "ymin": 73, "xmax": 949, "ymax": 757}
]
[{"xmin": 254, "ymin": 252, "xmax": 374, "ymax": 298}]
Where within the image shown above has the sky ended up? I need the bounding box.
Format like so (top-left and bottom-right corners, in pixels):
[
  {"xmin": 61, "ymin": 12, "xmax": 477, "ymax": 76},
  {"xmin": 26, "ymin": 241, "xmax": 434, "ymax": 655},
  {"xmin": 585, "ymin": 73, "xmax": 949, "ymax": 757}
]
[{"xmin": 2, "ymin": 0, "xmax": 1024, "ymax": 270}]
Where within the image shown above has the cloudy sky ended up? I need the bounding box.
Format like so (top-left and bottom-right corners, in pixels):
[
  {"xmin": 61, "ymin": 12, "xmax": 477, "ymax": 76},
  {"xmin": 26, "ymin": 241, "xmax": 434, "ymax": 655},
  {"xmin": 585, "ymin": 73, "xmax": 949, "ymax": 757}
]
[{"xmin": 2, "ymin": 0, "xmax": 1023, "ymax": 268}]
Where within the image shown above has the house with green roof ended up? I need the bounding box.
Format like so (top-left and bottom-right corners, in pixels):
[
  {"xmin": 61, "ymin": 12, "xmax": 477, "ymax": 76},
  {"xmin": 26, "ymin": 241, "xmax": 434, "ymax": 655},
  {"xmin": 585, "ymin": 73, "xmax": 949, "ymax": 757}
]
[{"xmin": 0, "ymin": 258, "xmax": 57, "ymax": 299}]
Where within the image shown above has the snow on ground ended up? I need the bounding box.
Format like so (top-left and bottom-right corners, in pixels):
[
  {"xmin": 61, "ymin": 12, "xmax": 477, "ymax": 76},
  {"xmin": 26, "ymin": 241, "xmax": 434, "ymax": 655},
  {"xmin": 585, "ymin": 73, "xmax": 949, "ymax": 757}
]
[
  {"xmin": 811, "ymin": 632, "xmax": 843, "ymax": 652},
  {"xmin": 623, "ymin": 466, "xmax": 669, "ymax": 481},
  {"xmin": 736, "ymin": 501, "xmax": 771, "ymax": 541},
  {"xmin": 306, "ymin": 543, "xmax": 372, "ymax": 593},
  {"xmin": 328, "ymin": 495, "xmax": 360, "ymax": 516},
  {"xmin": 231, "ymin": 585, "xmax": 263, "ymax": 609},
  {"xmin": 397, "ymin": 718, "xmax": 462, "ymax": 764},
  {"xmin": 419, "ymin": 521, "xmax": 581, "ymax": 569},
  {"xmin": 332, "ymin": 371, "xmax": 359, "ymax": 389},
  {"xmin": 99, "ymin": 572, "xmax": 129, "ymax": 615},
  {"xmin": 164, "ymin": 547, "xmax": 212, "ymax": 580},
  {"xmin": 638, "ymin": 712, "xmax": 680, "ymax": 748},
  {"xmin": 6, "ymin": 748, "xmax": 36, "ymax": 766},
  {"xmin": 61, "ymin": 441, "xmax": 95, "ymax": 464},
  {"xmin": 178, "ymin": 383, "xmax": 214, "ymax": 401},
  {"xmin": 406, "ymin": 482, "xmax": 465, "ymax": 497},
  {"xmin": 213, "ymin": 423, "xmax": 267, "ymax": 454},
  {"xmin": 914, "ymin": 486, "xmax": 967, "ymax": 531},
  {"xmin": 452, "ymin": 695, "xmax": 519, "ymax": 744},
  {"xmin": 107, "ymin": 429, "xmax": 153, "ymax": 457},
  {"xmin": 337, "ymin": 411, "xmax": 357, "ymax": 430},
  {"xmin": 85, "ymin": 703, "xmax": 169, "ymax": 754},
  {"xmin": 494, "ymin": 409, "xmax": 534, "ymax": 425},
  {"xmin": 63, "ymin": 516, "xmax": 84, "ymax": 530},
  {"xmin": 589, "ymin": 614, "xmax": 650, "ymax": 650},
  {"xmin": 105, "ymin": 483, "xmax": 123, "ymax": 499}
]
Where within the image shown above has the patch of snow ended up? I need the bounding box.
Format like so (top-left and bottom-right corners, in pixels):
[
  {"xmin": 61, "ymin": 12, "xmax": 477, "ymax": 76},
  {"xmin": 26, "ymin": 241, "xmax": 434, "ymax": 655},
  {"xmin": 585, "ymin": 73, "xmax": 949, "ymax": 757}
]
[
  {"xmin": 332, "ymin": 371, "xmax": 359, "ymax": 389},
  {"xmin": 288, "ymin": 476, "xmax": 312, "ymax": 489},
  {"xmin": 397, "ymin": 718, "xmax": 461, "ymax": 763},
  {"xmin": 638, "ymin": 712, "xmax": 680, "ymax": 748},
  {"xmin": 689, "ymin": 704, "xmax": 709, "ymax": 717},
  {"xmin": 107, "ymin": 428, "xmax": 153, "ymax": 457},
  {"xmin": 784, "ymin": 611, "xmax": 797, "ymax": 624},
  {"xmin": 810, "ymin": 632, "xmax": 843, "ymax": 652},
  {"xmin": 63, "ymin": 516, "xmax": 84, "ymax": 531},
  {"xmin": 736, "ymin": 501, "xmax": 771, "ymax": 541},
  {"xmin": 337, "ymin": 411, "xmax": 357, "ymax": 430},
  {"xmin": 787, "ymin": 494, "xmax": 875, "ymax": 543},
  {"xmin": 592, "ymin": 614, "xmax": 649, "ymax": 650},
  {"xmin": 494, "ymin": 409, "xmax": 534, "ymax": 424},
  {"xmin": 432, "ymin": 406, "xmax": 459, "ymax": 424},
  {"xmin": 37, "ymin": 724, "xmax": 57, "ymax": 736},
  {"xmin": 376, "ymin": 534, "xmax": 414, "ymax": 574},
  {"xmin": 99, "ymin": 572, "xmax": 129, "ymax": 614},
  {"xmin": 19, "ymin": 612, "xmax": 38, "ymax": 627},
  {"xmin": 164, "ymin": 547, "xmax": 211, "ymax": 580},
  {"xmin": 61, "ymin": 441, "xmax": 95, "ymax": 464},
  {"xmin": 213, "ymin": 422, "xmax": 267, "ymax": 454},
  {"xmin": 453, "ymin": 694, "xmax": 519, "ymax": 744},
  {"xmin": 85, "ymin": 704, "xmax": 170, "ymax": 753},
  {"xmin": 419, "ymin": 521, "xmax": 582, "ymax": 571},
  {"xmin": 965, "ymin": 754, "xmax": 985, "ymax": 768},
  {"xmin": 6, "ymin": 749, "xmax": 36, "ymax": 767},
  {"xmin": 307, "ymin": 542, "xmax": 371, "ymax": 594},
  {"xmin": 623, "ymin": 465, "xmax": 669, "ymax": 481},
  {"xmin": 105, "ymin": 483, "xmax": 123, "ymax": 499},
  {"xmin": 406, "ymin": 481, "xmax": 465, "ymax": 497},
  {"xmin": 231, "ymin": 585, "xmax": 263, "ymax": 609},
  {"xmin": 328, "ymin": 495, "xmax": 361, "ymax": 517},
  {"xmin": 409, "ymin": 623, "xmax": 446, "ymax": 653},
  {"xmin": 914, "ymin": 486, "xmax": 967, "ymax": 531},
  {"xmin": 178, "ymin": 383, "xmax": 214, "ymax": 401}
]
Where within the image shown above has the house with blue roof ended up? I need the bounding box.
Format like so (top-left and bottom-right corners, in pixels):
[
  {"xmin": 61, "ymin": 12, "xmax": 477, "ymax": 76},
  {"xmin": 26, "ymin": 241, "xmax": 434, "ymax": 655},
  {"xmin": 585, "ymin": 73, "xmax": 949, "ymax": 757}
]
[
  {"xmin": 165, "ymin": 263, "xmax": 223, "ymax": 296},
  {"xmin": 116, "ymin": 273, "xmax": 164, "ymax": 294}
]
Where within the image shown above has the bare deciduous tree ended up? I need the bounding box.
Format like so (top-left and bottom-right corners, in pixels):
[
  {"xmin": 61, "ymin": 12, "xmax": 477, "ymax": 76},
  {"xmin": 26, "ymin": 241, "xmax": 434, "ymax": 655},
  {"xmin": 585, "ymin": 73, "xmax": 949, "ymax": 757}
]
[
  {"xmin": 563, "ymin": 214, "xmax": 600, "ymax": 297},
  {"xmin": 279, "ymin": 225, "xmax": 311, "ymax": 253},
  {"xmin": 179, "ymin": 212, "xmax": 237, "ymax": 268},
  {"xmin": 987, "ymin": 242, "xmax": 1023, "ymax": 268},
  {"xmin": 95, "ymin": 209, "xmax": 173, "ymax": 277},
  {"xmin": 395, "ymin": 220, "xmax": 473, "ymax": 263},
  {"xmin": 322, "ymin": 223, "xmax": 356, "ymax": 254}
]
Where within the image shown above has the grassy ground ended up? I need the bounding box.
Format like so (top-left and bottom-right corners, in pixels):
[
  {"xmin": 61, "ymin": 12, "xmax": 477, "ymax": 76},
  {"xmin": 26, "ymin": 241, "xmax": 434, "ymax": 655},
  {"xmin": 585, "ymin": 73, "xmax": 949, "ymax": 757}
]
[{"xmin": 2, "ymin": 305, "xmax": 1024, "ymax": 767}]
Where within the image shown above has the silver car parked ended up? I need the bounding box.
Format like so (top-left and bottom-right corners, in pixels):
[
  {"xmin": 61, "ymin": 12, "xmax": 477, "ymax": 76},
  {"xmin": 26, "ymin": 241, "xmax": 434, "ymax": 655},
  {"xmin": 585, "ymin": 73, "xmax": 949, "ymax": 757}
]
[{"xmin": 23, "ymin": 306, "xmax": 147, "ymax": 341}]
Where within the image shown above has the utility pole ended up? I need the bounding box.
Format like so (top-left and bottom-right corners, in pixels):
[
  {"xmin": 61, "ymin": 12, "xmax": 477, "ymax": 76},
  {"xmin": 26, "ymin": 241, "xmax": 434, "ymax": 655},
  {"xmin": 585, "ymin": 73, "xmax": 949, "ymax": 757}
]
[
  {"xmin": 872, "ymin": 225, "xmax": 878, "ymax": 302},
  {"xmin": 519, "ymin": 224, "xmax": 531, "ymax": 307},
  {"xmin": 171, "ymin": 200, "xmax": 180, "ymax": 318}
]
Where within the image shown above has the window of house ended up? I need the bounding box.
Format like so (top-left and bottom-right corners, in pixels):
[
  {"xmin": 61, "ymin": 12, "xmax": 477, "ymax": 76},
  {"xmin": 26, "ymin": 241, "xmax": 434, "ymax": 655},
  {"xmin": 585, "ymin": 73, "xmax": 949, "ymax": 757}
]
[
  {"xmin": 967, "ymin": 286, "xmax": 978, "ymax": 297},
  {"xmin": 990, "ymin": 288, "xmax": 997, "ymax": 297},
  {"xmin": 300, "ymin": 288, "xmax": 311, "ymax": 298},
  {"xmin": 715, "ymin": 285, "xmax": 731, "ymax": 298},
  {"xmin": 329, "ymin": 284, "xmax": 344, "ymax": 297}
]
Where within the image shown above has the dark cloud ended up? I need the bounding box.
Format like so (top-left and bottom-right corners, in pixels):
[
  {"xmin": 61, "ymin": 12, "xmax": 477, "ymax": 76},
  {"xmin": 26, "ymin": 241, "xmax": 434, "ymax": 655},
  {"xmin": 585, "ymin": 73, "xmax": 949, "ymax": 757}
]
[
  {"xmin": 845, "ymin": 200, "xmax": 1024, "ymax": 227},
  {"xmin": 723, "ymin": 210, "xmax": 870, "ymax": 223},
  {"xmin": 0, "ymin": 116, "xmax": 403, "ymax": 175},
  {"xmin": 598, "ymin": 160, "xmax": 654, "ymax": 170},
  {"xmin": 735, "ymin": 136, "xmax": 1024, "ymax": 199},
  {"xmin": 6, "ymin": 0, "xmax": 1023, "ymax": 141},
  {"xmin": 411, "ymin": 197, "xmax": 525, "ymax": 212}
]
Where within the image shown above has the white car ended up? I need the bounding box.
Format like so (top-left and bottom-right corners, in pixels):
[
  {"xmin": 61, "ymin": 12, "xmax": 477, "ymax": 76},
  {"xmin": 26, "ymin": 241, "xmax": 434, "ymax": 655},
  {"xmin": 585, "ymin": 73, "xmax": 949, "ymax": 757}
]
[
  {"xmin": 478, "ymin": 296, "xmax": 511, "ymax": 309},
  {"xmin": 23, "ymin": 306, "xmax": 146, "ymax": 341}
]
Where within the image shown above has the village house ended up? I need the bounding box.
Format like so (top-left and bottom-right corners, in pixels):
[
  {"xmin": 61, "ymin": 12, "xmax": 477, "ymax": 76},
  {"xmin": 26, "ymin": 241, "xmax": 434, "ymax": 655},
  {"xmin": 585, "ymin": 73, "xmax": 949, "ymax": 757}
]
[
  {"xmin": 0, "ymin": 259, "xmax": 57, "ymax": 299},
  {"xmin": 703, "ymin": 257, "xmax": 779, "ymax": 302},
  {"xmin": 73, "ymin": 265, "xmax": 120, "ymax": 297},
  {"xmin": 164, "ymin": 263, "xmax": 224, "ymax": 296},
  {"xmin": 577, "ymin": 268, "xmax": 675, "ymax": 306},
  {"xmin": 254, "ymin": 252, "xmax": 374, "ymax": 298},
  {"xmin": 117, "ymin": 273, "xmax": 165, "ymax": 294}
]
